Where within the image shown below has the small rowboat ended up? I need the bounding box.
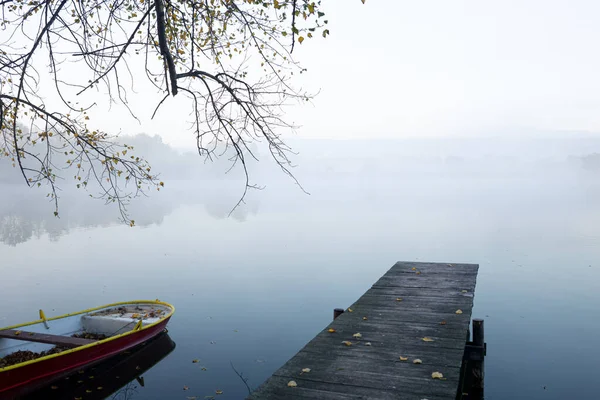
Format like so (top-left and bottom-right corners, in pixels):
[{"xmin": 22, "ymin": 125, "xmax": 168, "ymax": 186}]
[{"xmin": 0, "ymin": 300, "xmax": 175, "ymax": 397}]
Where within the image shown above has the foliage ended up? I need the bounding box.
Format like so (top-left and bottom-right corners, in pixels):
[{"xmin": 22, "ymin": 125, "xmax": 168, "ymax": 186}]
[{"xmin": 0, "ymin": 0, "xmax": 355, "ymax": 223}]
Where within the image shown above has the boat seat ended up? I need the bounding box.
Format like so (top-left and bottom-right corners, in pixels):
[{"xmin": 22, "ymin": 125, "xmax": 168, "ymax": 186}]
[{"xmin": 0, "ymin": 329, "xmax": 95, "ymax": 348}]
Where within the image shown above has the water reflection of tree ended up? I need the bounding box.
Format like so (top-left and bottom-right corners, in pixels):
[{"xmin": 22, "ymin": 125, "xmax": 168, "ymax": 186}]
[
  {"xmin": 0, "ymin": 180, "xmax": 262, "ymax": 245},
  {"xmin": 0, "ymin": 186, "xmax": 173, "ymax": 246},
  {"xmin": 109, "ymin": 382, "xmax": 139, "ymax": 400}
]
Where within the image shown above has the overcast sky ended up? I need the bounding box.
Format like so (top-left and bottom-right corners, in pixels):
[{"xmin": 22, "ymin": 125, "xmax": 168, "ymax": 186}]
[{"xmin": 75, "ymin": 0, "xmax": 600, "ymax": 149}]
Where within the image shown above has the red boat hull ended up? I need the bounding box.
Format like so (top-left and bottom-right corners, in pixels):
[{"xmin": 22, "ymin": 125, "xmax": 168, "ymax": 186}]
[{"xmin": 0, "ymin": 316, "xmax": 170, "ymax": 398}]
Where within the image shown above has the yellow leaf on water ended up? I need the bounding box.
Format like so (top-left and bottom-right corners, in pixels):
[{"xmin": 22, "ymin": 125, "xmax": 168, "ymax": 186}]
[
  {"xmin": 422, "ymin": 337, "xmax": 434, "ymax": 342},
  {"xmin": 455, "ymin": 309, "xmax": 463, "ymax": 314},
  {"xmin": 215, "ymin": 390, "xmax": 223, "ymax": 395},
  {"xmin": 353, "ymin": 333, "xmax": 362, "ymax": 338},
  {"xmin": 192, "ymin": 359, "xmax": 199, "ymax": 363},
  {"xmin": 399, "ymin": 356, "xmax": 408, "ymax": 361},
  {"xmin": 201, "ymin": 367, "xmax": 207, "ymax": 371},
  {"xmin": 413, "ymin": 359, "xmax": 422, "ymax": 364},
  {"xmin": 287, "ymin": 380, "xmax": 298, "ymax": 387},
  {"xmin": 416, "ymin": 271, "xmax": 421, "ymax": 275},
  {"xmin": 432, "ymin": 371, "xmax": 444, "ymax": 379},
  {"xmin": 341, "ymin": 341, "xmax": 353, "ymax": 346},
  {"xmin": 301, "ymin": 368, "xmax": 311, "ymax": 373},
  {"xmin": 14, "ymin": 331, "xmax": 21, "ymax": 336},
  {"xmin": 183, "ymin": 386, "xmax": 189, "ymax": 391},
  {"xmin": 328, "ymin": 328, "xmax": 336, "ymax": 333}
]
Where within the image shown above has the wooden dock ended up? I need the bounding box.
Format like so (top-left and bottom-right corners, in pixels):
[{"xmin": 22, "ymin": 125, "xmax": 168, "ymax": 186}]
[{"xmin": 248, "ymin": 261, "xmax": 482, "ymax": 400}]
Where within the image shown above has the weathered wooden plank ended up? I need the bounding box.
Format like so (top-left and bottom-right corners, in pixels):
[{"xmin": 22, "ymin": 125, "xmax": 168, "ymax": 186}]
[
  {"xmin": 297, "ymin": 331, "xmax": 466, "ymax": 351},
  {"xmin": 273, "ymin": 351, "xmax": 461, "ymax": 381},
  {"xmin": 347, "ymin": 298, "xmax": 473, "ymax": 314},
  {"xmin": 298, "ymin": 342, "xmax": 465, "ymax": 368},
  {"xmin": 372, "ymin": 276, "xmax": 477, "ymax": 290},
  {"xmin": 249, "ymin": 376, "xmax": 452, "ymax": 400},
  {"xmin": 368, "ymin": 287, "xmax": 474, "ymax": 298},
  {"xmin": 0, "ymin": 329, "xmax": 95, "ymax": 348},
  {"xmin": 248, "ymin": 261, "xmax": 479, "ymax": 399},
  {"xmin": 354, "ymin": 294, "xmax": 473, "ymax": 307},
  {"xmin": 334, "ymin": 308, "xmax": 472, "ymax": 326},
  {"xmin": 321, "ymin": 320, "xmax": 469, "ymax": 339},
  {"xmin": 389, "ymin": 261, "xmax": 479, "ymax": 273}
]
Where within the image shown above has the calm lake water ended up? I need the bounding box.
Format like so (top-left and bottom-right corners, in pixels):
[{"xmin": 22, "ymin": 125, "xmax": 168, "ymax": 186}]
[{"xmin": 1, "ymin": 150, "xmax": 600, "ymax": 399}]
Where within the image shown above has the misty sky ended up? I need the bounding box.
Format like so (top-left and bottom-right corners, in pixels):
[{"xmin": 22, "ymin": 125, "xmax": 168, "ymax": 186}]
[{"xmin": 65, "ymin": 0, "xmax": 600, "ymax": 150}]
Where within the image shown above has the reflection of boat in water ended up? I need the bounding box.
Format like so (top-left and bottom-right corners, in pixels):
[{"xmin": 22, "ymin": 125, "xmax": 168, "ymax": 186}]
[
  {"xmin": 0, "ymin": 301, "xmax": 174, "ymax": 398},
  {"xmin": 16, "ymin": 331, "xmax": 176, "ymax": 400}
]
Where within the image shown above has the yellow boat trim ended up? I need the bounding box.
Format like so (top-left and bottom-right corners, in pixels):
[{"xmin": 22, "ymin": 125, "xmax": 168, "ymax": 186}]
[{"xmin": 0, "ymin": 299, "xmax": 175, "ymax": 373}]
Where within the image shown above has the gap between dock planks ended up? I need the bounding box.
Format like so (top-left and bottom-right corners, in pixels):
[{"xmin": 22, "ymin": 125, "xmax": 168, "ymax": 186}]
[{"xmin": 248, "ymin": 261, "xmax": 479, "ymax": 400}]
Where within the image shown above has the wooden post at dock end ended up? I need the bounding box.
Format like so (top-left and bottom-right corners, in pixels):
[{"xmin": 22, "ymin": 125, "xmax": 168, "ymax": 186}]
[
  {"xmin": 333, "ymin": 308, "xmax": 345, "ymax": 320},
  {"xmin": 458, "ymin": 318, "xmax": 486, "ymax": 400},
  {"xmin": 471, "ymin": 318, "xmax": 485, "ymax": 399}
]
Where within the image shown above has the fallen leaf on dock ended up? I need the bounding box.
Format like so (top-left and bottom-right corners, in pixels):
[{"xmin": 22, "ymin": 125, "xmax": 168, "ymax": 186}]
[
  {"xmin": 341, "ymin": 341, "xmax": 353, "ymax": 346},
  {"xmin": 365, "ymin": 342, "xmax": 372, "ymax": 346},
  {"xmin": 440, "ymin": 320, "xmax": 447, "ymax": 325},
  {"xmin": 396, "ymin": 298, "xmax": 403, "ymax": 302},
  {"xmin": 50, "ymin": 386, "xmax": 58, "ymax": 389},
  {"xmin": 447, "ymin": 264, "xmax": 453, "ymax": 267},
  {"xmin": 411, "ymin": 267, "xmax": 416, "ymax": 271},
  {"xmin": 413, "ymin": 359, "xmax": 422, "ymax": 364},
  {"xmin": 287, "ymin": 380, "xmax": 298, "ymax": 387},
  {"xmin": 432, "ymin": 372, "xmax": 444, "ymax": 379},
  {"xmin": 14, "ymin": 331, "xmax": 21, "ymax": 336},
  {"xmin": 301, "ymin": 368, "xmax": 311, "ymax": 373},
  {"xmin": 347, "ymin": 308, "xmax": 353, "ymax": 312},
  {"xmin": 328, "ymin": 328, "xmax": 336, "ymax": 333},
  {"xmin": 399, "ymin": 356, "xmax": 408, "ymax": 361},
  {"xmin": 97, "ymin": 387, "xmax": 103, "ymax": 390},
  {"xmin": 86, "ymin": 390, "xmax": 92, "ymax": 393},
  {"xmin": 422, "ymin": 337, "xmax": 434, "ymax": 342},
  {"xmin": 461, "ymin": 290, "xmax": 468, "ymax": 293},
  {"xmin": 362, "ymin": 316, "xmax": 368, "ymax": 320},
  {"xmin": 353, "ymin": 333, "xmax": 362, "ymax": 338},
  {"xmin": 455, "ymin": 309, "xmax": 463, "ymax": 314}
]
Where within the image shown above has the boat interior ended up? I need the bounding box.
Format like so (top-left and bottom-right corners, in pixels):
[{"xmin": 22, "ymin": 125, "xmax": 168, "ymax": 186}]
[{"xmin": 0, "ymin": 303, "xmax": 171, "ymax": 363}]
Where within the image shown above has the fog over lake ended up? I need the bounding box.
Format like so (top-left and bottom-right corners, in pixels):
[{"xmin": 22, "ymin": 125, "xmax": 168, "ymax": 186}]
[{"xmin": 1, "ymin": 132, "xmax": 600, "ymax": 399}]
